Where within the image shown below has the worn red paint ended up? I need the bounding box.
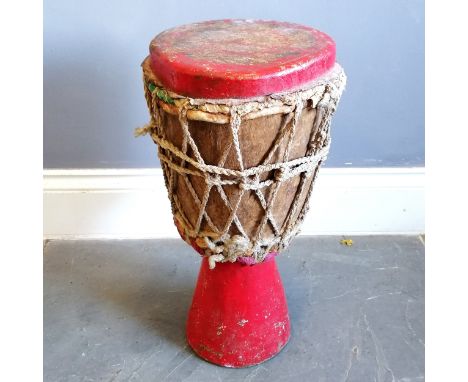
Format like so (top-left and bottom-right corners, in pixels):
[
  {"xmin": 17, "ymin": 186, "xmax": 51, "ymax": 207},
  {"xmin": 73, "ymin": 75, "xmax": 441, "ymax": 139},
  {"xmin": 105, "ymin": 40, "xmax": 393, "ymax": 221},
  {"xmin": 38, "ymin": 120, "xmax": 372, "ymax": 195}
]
[
  {"xmin": 149, "ymin": 19, "xmax": 336, "ymax": 98},
  {"xmin": 186, "ymin": 256, "xmax": 290, "ymax": 367}
]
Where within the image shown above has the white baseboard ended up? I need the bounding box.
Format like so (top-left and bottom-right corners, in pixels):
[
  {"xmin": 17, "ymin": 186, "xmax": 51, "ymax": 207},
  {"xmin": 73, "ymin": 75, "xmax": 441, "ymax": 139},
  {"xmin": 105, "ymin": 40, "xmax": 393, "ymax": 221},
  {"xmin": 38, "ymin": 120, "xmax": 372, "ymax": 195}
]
[{"xmin": 43, "ymin": 168, "xmax": 425, "ymax": 239}]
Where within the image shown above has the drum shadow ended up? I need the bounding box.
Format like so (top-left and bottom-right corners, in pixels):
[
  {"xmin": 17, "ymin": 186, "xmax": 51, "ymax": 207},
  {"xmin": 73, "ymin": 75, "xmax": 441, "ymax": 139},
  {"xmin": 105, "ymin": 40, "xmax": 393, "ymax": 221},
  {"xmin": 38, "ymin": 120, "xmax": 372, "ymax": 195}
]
[{"xmin": 63, "ymin": 240, "xmax": 199, "ymax": 351}]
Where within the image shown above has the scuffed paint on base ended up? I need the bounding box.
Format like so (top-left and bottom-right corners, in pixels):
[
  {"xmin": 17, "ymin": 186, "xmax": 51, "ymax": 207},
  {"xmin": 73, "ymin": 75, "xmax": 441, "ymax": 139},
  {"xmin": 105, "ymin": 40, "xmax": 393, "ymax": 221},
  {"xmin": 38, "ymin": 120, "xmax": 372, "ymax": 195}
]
[{"xmin": 186, "ymin": 257, "xmax": 291, "ymax": 367}]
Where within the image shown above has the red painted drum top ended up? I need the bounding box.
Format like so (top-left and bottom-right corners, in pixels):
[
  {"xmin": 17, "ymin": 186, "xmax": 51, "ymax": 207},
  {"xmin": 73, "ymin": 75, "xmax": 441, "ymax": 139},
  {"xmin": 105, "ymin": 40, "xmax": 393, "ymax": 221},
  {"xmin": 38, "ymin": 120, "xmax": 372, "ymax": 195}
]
[{"xmin": 149, "ymin": 19, "xmax": 336, "ymax": 99}]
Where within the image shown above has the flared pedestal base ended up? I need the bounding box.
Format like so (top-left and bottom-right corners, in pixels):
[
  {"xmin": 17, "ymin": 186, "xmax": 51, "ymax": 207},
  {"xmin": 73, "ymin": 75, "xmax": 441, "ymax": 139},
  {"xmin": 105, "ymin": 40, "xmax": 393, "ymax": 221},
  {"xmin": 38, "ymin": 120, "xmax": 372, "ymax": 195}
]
[{"xmin": 186, "ymin": 257, "xmax": 290, "ymax": 368}]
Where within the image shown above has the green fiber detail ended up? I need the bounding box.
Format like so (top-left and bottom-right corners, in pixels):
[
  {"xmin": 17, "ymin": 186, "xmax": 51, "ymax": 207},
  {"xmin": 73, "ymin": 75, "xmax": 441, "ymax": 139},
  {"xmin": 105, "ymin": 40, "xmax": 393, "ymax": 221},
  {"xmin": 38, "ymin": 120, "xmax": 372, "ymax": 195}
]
[
  {"xmin": 156, "ymin": 88, "xmax": 175, "ymax": 104},
  {"xmin": 148, "ymin": 82, "xmax": 174, "ymax": 104}
]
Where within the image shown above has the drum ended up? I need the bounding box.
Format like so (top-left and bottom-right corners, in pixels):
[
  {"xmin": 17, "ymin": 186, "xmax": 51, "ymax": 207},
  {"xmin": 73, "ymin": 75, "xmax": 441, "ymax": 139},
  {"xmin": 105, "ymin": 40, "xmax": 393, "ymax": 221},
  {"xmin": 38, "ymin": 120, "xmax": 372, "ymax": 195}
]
[{"xmin": 137, "ymin": 19, "xmax": 346, "ymax": 367}]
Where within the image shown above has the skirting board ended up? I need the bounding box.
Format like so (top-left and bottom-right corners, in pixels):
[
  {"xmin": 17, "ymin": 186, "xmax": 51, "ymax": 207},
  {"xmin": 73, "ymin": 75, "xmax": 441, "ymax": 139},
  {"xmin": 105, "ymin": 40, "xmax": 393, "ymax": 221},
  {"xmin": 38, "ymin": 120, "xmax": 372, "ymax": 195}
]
[{"xmin": 43, "ymin": 168, "xmax": 425, "ymax": 239}]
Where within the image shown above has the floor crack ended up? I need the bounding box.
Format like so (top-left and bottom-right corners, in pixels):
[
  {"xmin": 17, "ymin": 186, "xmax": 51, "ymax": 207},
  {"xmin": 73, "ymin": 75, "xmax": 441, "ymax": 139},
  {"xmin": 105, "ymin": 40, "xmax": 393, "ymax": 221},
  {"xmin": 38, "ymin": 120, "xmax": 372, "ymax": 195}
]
[
  {"xmin": 342, "ymin": 345, "xmax": 359, "ymax": 382},
  {"xmin": 363, "ymin": 313, "xmax": 396, "ymax": 382}
]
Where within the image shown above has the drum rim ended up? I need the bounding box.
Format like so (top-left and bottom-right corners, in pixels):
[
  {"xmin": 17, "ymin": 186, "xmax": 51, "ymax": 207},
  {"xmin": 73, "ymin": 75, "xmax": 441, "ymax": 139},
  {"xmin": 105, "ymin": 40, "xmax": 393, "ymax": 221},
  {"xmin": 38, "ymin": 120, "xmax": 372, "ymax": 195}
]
[{"xmin": 142, "ymin": 57, "xmax": 345, "ymax": 124}]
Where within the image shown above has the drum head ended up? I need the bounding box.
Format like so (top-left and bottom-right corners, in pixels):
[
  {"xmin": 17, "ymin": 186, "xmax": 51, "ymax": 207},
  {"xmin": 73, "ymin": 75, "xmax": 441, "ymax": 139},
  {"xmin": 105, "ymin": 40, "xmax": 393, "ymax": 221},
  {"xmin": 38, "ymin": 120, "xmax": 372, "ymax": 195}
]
[{"xmin": 149, "ymin": 19, "xmax": 336, "ymax": 98}]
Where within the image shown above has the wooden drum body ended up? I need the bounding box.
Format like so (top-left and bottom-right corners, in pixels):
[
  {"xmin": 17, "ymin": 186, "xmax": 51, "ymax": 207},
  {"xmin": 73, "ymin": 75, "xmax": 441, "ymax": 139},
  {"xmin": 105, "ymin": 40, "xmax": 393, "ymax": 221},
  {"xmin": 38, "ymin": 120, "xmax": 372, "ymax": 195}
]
[{"xmin": 139, "ymin": 20, "xmax": 346, "ymax": 367}]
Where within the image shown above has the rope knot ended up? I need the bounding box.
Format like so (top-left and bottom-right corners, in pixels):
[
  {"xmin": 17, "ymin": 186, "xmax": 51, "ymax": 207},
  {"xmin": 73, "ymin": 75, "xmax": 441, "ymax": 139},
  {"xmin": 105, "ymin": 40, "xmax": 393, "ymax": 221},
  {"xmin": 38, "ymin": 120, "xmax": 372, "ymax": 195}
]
[
  {"xmin": 239, "ymin": 180, "xmax": 249, "ymax": 190},
  {"xmin": 205, "ymin": 176, "xmax": 216, "ymax": 187},
  {"xmin": 206, "ymin": 235, "xmax": 252, "ymax": 269},
  {"xmin": 223, "ymin": 235, "xmax": 251, "ymax": 262}
]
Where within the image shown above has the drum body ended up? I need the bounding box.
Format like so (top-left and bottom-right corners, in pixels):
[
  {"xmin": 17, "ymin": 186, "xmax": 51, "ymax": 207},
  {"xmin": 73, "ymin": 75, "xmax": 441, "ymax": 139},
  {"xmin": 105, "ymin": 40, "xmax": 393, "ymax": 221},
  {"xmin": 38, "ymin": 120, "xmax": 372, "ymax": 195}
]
[{"xmin": 141, "ymin": 58, "xmax": 345, "ymax": 268}]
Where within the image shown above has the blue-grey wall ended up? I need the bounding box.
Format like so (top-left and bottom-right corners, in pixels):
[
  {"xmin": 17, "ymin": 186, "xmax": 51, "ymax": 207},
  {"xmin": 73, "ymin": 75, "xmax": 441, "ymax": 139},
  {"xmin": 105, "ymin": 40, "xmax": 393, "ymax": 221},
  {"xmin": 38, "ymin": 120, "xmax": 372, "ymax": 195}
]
[{"xmin": 44, "ymin": 0, "xmax": 424, "ymax": 168}]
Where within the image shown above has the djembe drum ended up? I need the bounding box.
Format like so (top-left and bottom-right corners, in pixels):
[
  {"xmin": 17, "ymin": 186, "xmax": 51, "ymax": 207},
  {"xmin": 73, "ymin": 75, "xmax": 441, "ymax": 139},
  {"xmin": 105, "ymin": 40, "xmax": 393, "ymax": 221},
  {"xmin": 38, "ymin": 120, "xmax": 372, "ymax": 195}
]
[{"xmin": 136, "ymin": 20, "xmax": 346, "ymax": 367}]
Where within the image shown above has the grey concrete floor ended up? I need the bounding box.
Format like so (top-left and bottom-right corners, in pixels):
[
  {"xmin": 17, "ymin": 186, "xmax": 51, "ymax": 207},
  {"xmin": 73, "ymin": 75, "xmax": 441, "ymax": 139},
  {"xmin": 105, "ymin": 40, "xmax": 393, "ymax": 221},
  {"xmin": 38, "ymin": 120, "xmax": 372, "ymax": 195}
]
[{"xmin": 44, "ymin": 236, "xmax": 424, "ymax": 382}]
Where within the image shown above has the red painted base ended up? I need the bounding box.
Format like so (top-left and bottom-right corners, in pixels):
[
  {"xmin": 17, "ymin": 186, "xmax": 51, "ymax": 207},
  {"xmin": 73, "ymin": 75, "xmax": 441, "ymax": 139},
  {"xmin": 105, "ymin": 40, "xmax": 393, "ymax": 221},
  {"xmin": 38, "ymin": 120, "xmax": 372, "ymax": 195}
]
[{"xmin": 186, "ymin": 257, "xmax": 290, "ymax": 368}]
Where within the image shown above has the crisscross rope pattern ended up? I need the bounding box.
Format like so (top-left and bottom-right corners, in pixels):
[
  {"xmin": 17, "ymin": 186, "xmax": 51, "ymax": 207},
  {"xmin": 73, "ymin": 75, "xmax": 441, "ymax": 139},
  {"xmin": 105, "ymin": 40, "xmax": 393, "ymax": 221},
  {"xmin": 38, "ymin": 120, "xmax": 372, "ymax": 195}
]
[{"xmin": 138, "ymin": 65, "xmax": 346, "ymax": 268}]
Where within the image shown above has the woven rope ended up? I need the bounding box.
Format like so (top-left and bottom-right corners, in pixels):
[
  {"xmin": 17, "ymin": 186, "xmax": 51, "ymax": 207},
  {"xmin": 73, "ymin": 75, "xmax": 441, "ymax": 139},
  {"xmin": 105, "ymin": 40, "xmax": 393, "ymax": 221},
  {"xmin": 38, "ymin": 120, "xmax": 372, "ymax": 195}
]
[{"xmin": 137, "ymin": 65, "xmax": 346, "ymax": 268}]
